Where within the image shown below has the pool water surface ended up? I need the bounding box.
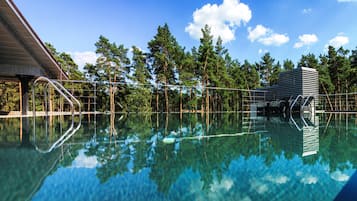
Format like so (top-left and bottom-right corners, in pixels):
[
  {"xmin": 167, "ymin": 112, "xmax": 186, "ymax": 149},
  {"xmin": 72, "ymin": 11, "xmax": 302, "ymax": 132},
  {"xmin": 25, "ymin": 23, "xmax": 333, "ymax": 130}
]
[{"xmin": 0, "ymin": 113, "xmax": 356, "ymax": 201}]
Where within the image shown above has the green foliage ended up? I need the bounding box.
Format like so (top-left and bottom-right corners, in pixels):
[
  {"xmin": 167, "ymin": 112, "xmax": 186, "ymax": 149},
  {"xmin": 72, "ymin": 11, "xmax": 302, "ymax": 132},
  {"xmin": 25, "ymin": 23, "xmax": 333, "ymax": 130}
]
[
  {"xmin": 95, "ymin": 35, "xmax": 130, "ymax": 83},
  {"xmin": 46, "ymin": 43, "xmax": 84, "ymax": 80},
  {"xmin": 148, "ymin": 24, "xmax": 182, "ymax": 112},
  {"xmin": 0, "ymin": 82, "xmax": 19, "ymax": 111},
  {"xmin": 296, "ymin": 47, "xmax": 356, "ymax": 94},
  {"xmin": 256, "ymin": 53, "xmax": 275, "ymax": 86},
  {"xmin": 125, "ymin": 46, "xmax": 153, "ymax": 113},
  {"xmin": 4, "ymin": 24, "xmax": 357, "ymax": 114},
  {"xmin": 242, "ymin": 60, "xmax": 260, "ymax": 89},
  {"xmin": 349, "ymin": 47, "xmax": 357, "ymax": 91},
  {"xmin": 283, "ymin": 59, "xmax": 294, "ymax": 71}
]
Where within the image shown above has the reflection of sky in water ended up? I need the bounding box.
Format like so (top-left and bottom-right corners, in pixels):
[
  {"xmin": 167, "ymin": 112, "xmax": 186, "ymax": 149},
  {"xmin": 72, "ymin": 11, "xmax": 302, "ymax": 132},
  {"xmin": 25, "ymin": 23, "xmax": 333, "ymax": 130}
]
[
  {"xmin": 32, "ymin": 151, "xmax": 354, "ymax": 201},
  {"xmin": 71, "ymin": 149, "xmax": 99, "ymax": 169}
]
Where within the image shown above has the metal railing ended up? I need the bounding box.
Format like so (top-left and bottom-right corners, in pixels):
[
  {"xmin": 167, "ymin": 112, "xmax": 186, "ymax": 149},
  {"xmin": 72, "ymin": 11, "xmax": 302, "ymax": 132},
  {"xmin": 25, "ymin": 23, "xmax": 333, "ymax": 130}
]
[{"xmin": 32, "ymin": 76, "xmax": 82, "ymax": 153}]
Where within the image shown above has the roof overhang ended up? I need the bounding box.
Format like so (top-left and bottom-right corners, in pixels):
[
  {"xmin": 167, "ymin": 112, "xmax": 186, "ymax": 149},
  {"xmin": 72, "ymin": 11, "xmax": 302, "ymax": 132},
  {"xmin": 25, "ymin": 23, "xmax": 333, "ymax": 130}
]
[{"xmin": 0, "ymin": 0, "xmax": 68, "ymax": 80}]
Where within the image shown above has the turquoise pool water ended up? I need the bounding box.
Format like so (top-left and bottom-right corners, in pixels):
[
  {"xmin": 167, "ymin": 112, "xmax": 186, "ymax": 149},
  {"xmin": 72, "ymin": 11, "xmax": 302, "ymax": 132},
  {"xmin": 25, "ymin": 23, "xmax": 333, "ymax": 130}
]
[{"xmin": 0, "ymin": 113, "xmax": 356, "ymax": 201}]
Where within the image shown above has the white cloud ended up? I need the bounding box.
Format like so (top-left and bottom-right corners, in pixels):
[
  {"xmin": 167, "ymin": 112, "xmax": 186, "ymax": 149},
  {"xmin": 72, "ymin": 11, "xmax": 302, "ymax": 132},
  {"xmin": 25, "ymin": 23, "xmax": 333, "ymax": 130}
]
[
  {"xmin": 250, "ymin": 178, "xmax": 269, "ymax": 194},
  {"xmin": 294, "ymin": 34, "xmax": 318, "ymax": 48},
  {"xmin": 185, "ymin": 0, "xmax": 252, "ymax": 43},
  {"xmin": 210, "ymin": 178, "xmax": 234, "ymax": 192},
  {"xmin": 71, "ymin": 150, "xmax": 99, "ymax": 169},
  {"xmin": 247, "ymin": 24, "xmax": 289, "ymax": 46},
  {"xmin": 302, "ymin": 8, "xmax": 312, "ymax": 14},
  {"xmin": 300, "ymin": 175, "xmax": 318, "ymax": 184},
  {"xmin": 330, "ymin": 171, "xmax": 350, "ymax": 182},
  {"xmin": 248, "ymin": 25, "xmax": 269, "ymax": 42},
  {"xmin": 259, "ymin": 33, "xmax": 289, "ymax": 46},
  {"xmin": 264, "ymin": 174, "xmax": 290, "ymax": 184},
  {"xmin": 69, "ymin": 51, "xmax": 98, "ymax": 70},
  {"xmin": 327, "ymin": 34, "xmax": 349, "ymax": 48}
]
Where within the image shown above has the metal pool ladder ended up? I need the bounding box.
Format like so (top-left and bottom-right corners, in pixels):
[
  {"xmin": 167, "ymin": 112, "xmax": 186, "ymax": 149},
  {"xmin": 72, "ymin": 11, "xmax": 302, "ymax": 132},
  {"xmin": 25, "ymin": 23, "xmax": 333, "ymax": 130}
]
[
  {"xmin": 32, "ymin": 76, "xmax": 82, "ymax": 153},
  {"xmin": 290, "ymin": 94, "xmax": 315, "ymax": 116}
]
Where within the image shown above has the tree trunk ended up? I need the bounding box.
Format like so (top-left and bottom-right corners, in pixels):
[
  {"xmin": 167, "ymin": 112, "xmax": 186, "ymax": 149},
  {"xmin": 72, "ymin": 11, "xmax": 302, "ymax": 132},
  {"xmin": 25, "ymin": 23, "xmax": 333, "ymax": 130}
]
[
  {"xmin": 165, "ymin": 84, "xmax": 169, "ymax": 113},
  {"xmin": 201, "ymin": 80, "xmax": 205, "ymax": 114},
  {"xmin": 189, "ymin": 87, "xmax": 192, "ymax": 112},
  {"xmin": 205, "ymin": 80, "xmax": 209, "ymax": 114},
  {"xmin": 156, "ymin": 84, "xmax": 159, "ymax": 112},
  {"xmin": 322, "ymin": 83, "xmax": 333, "ymax": 111},
  {"xmin": 19, "ymin": 82, "xmax": 22, "ymax": 115},
  {"xmin": 338, "ymin": 79, "xmax": 341, "ymax": 111},
  {"xmin": 180, "ymin": 86, "xmax": 182, "ymax": 115},
  {"xmin": 88, "ymin": 97, "xmax": 91, "ymax": 112}
]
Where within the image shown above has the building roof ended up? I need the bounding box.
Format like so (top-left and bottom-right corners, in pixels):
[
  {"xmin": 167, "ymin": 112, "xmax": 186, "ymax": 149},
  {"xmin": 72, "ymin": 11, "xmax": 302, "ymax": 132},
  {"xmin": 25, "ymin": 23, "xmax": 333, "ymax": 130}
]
[{"xmin": 0, "ymin": 0, "xmax": 68, "ymax": 80}]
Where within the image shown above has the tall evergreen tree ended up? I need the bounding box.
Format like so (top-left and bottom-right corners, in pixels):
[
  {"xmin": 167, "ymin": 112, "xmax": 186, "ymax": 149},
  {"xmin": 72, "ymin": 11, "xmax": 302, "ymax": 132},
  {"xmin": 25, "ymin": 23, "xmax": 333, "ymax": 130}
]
[
  {"xmin": 270, "ymin": 61, "xmax": 281, "ymax": 85},
  {"xmin": 283, "ymin": 59, "xmax": 294, "ymax": 71},
  {"xmin": 318, "ymin": 54, "xmax": 334, "ymax": 94},
  {"xmin": 298, "ymin": 53, "xmax": 319, "ymax": 69},
  {"xmin": 126, "ymin": 46, "xmax": 152, "ymax": 112},
  {"xmin": 177, "ymin": 50, "xmax": 198, "ymax": 112},
  {"xmin": 256, "ymin": 53, "xmax": 275, "ymax": 86},
  {"xmin": 148, "ymin": 23, "xmax": 180, "ymax": 113},
  {"xmin": 131, "ymin": 46, "xmax": 151, "ymax": 85},
  {"xmin": 327, "ymin": 46, "xmax": 350, "ymax": 94},
  {"xmin": 197, "ymin": 25, "xmax": 216, "ymax": 113},
  {"xmin": 46, "ymin": 42, "xmax": 84, "ymax": 80},
  {"xmin": 349, "ymin": 47, "xmax": 357, "ymax": 91},
  {"xmin": 94, "ymin": 35, "xmax": 130, "ymax": 112},
  {"xmin": 242, "ymin": 60, "xmax": 260, "ymax": 90}
]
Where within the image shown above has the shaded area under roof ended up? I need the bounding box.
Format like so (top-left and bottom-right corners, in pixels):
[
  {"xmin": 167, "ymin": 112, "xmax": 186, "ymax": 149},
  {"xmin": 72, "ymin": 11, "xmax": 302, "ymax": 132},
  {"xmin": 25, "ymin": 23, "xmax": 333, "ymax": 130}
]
[{"xmin": 0, "ymin": 0, "xmax": 68, "ymax": 80}]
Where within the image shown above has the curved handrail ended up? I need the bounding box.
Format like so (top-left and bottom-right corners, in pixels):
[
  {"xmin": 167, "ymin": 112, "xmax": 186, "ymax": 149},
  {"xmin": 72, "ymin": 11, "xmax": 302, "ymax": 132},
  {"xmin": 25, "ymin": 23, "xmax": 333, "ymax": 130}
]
[
  {"xmin": 32, "ymin": 76, "xmax": 82, "ymax": 153},
  {"xmin": 54, "ymin": 120, "xmax": 81, "ymax": 148},
  {"xmin": 289, "ymin": 116, "xmax": 302, "ymax": 131},
  {"xmin": 35, "ymin": 122, "xmax": 74, "ymax": 153},
  {"xmin": 302, "ymin": 95, "xmax": 314, "ymax": 108},
  {"xmin": 290, "ymin": 95, "xmax": 303, "ymax": 116},
  {"xmin": 32, "ymin": 76, "xmax": 74, "ymax": 119},
  {"xmin": 51, "ymin": 80, "xmax": 82, "ymax": 117},
  {"xmin": 35, "ymin": 118, "xmax": 82, "ymax": 153}
]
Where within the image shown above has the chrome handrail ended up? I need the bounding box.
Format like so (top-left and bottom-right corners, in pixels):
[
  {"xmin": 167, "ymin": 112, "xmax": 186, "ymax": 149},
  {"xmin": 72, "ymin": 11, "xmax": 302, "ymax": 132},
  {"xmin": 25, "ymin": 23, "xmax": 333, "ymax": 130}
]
[
  {"xmin": 32, "ymin": 76, "xmax": 82, "ymax": 153},
  {"xmin": 51, "ymin": 80, "xmax": 82, "ymax": 117},
  {"xmin": 302, "ymin": 95, "xmax": 314, "ymax": 108},
  {"xmin": 32, "ymin": 76, "xmax": 74, "ymax": 119},
  {"xmin": 290, "ymin": 95, "xmax": 303, "ymax": 116}
]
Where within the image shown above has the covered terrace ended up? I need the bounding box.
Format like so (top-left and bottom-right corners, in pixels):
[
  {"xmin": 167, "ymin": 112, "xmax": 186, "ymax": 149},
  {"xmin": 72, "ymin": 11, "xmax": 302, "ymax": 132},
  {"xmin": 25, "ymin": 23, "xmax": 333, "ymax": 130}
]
[{"xmin": 0, "ymin": 0, "xmax": 67, "ymax": 115}]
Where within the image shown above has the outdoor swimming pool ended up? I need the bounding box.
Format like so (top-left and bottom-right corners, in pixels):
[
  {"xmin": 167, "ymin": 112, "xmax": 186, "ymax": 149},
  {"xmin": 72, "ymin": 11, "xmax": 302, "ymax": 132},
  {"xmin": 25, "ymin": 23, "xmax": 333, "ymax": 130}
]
[{"xmin": 0, "ymin": 113, "xmax": 356, "ymax": 201}]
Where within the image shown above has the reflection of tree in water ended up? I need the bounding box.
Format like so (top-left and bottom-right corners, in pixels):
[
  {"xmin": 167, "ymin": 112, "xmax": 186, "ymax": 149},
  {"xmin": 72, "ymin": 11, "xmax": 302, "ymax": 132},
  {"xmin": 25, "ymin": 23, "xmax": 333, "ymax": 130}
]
[
  {"xmin": 79, "ymin": 113, "xmax": 357, "ymax": 194},
  {"xmin": 96, "ymin": 142, "xmax": 131, "ymax": 183},
  {"xmin": 318, "ymin": 114, "xmax": 357, "ymax": 172}
]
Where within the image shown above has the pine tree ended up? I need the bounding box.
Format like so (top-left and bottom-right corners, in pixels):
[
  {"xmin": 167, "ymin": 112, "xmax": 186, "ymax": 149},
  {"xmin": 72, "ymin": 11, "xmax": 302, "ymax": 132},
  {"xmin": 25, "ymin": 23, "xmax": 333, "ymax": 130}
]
[
  {"xmin": 270, "ymin": 61, "xmax": 281, "ymax": 85},
  {"xmin": 283, "ymin": 59, "xmax": 294, "ymax": 71},
  {"xmin": 197, "ymin": 25, "xmax": 215, "ymax": 113},
  {"xmin": 256, "ymin": 53, "xmax": 274, "ymax": 86},
  {"xmin": 148, "ymin": 24, "xmax": 180, "ymax": 113},
  {"xmin": 349, "ymin": 47, "xmax": 357, "ymax": 91},
  {"xmin": 298, "ymin": 53, "xmax": 319, "ymax": 69},
  {"xmin": 126, "ymin": 46, "xmax": 152, "ymax": 112},
  {"xmin": 94, "ymin": 35, "xmax": 130, "ymax": 112}
]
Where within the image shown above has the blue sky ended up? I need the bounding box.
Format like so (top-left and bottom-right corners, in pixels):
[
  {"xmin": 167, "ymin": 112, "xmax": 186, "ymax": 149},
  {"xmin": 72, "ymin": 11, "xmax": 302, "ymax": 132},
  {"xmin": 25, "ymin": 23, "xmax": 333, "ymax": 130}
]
[{"xmin": 14, "ymin": 0, "xmax": 357, "ymax": 69}]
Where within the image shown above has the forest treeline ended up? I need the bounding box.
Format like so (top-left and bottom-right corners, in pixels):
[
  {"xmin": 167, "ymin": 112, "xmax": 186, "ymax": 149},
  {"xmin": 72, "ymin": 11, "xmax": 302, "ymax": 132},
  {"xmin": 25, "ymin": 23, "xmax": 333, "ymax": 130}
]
[{"xmin": 0, "ymin": 24, "xmax": 356, "ymax": 112}]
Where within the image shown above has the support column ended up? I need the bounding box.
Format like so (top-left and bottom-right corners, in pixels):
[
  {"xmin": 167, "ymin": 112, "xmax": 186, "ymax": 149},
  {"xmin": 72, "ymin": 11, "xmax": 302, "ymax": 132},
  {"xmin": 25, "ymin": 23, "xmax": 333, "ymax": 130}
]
[{"xmin": 18, "ymin": 76, "xmax": 33, "ymax": 115}]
